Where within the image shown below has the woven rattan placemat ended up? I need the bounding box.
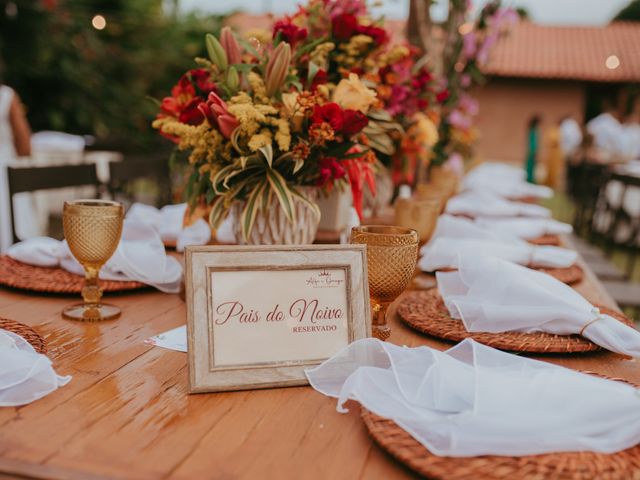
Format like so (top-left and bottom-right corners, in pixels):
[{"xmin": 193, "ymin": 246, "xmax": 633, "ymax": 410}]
[
  {"xmin": 528, "ymin": 234, "xmax": 561, "ymax": 246},
  {"xmin": 0, "ymin": 318, "xmax": 46, "ymax": 354},
  {"xmin": 361, "ymin": 384, "xmax": 640, "ymax": 480},
  {"xmin": 397, "ymin": 289, "xmax": 632, "ymax": 353},
  {"xmin": 535, "ymin": 264, "xmax": 584, "ymax": 285},
  {"xmin": 0, "ymin": 255, "xmax": 147, "ymax": 294}
]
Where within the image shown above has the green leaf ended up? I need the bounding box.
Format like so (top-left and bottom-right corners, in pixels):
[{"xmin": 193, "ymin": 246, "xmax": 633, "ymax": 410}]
[
  {"xmin": 237, "ymin": 37, "xmax": 260, "ymax": 58},
  {"xmin": 293, "ymin": 158, "xmax": 304, "ymax": 174},
  {"xmin": 258, "ymin": 144, "xmax": 274, "ymax": 168},
  {"xmin": 266, "ymin": 168, "xmax": 296, "ymax": 224},
  {"xmin": 341, "ymin": 148, "xmax": 370, "ymax": 160},
  {"xmin": 295, "ymin": 36, "xmax": 327, "ymax": 59},
  {"xmin": 208, "ymin": 196, "xmax": 227, "ymax": 229},
  {"xmin": 146, "ymin": 95, "xmax": 161, "ymax": 107},
  {"xmin": 307, "ymin": 61, "xmax": 320, "ymax": 84},
  {"xmin": 205, "ymin": 188, "xmax": 216, "ymax": 204},
  {"xmin": 241, "ymin": 180, "xmax": 267, "ymax": 241}
]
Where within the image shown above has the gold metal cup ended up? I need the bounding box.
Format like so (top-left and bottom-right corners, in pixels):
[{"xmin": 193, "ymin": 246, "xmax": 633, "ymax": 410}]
[
  {"xmin": 350, "ymin": 225, "xmax": 419, "ymax": 341},
  {"xmin": 394, "ymin": 197, "xmax": 440, "ymax": 245},
  {"xmin": 62, "ymin": 200, "xmax": 124, "ymax": 321}
]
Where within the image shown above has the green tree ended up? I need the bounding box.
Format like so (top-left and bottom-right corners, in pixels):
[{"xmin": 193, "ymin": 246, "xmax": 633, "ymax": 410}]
[
  {"xmin": 614, "ymin": 0, "xmax": 640, "ymax": 21},
  {"xmin": 0, "ymin": 0, "xmax": 225, "ymax": 150}
]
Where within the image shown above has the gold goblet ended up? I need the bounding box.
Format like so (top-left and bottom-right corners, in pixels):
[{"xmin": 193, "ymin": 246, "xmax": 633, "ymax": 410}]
[
  {"xmin": 351, "ymin": 225, "xmax": 419, "ymax": 341},
  {"xmin": 62, "ymin": 200, "xmax": 124, "ymax": 321},
  {"xmin": 394, "ymin": 197, "xmax": 440, "ymax": 246}
]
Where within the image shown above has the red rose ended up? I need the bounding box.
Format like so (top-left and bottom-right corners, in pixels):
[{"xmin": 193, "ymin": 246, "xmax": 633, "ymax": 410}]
[
  {"xmin": 189, "ymin": 69, "xmax": 217, "ymax": 95},
  {"xmin": 356, "ymin": 24, "xmax": 388, "ymax": 45},
  {"xmin": 331, "ymin": 13, "xmax": 358, "ymax": 41},
  {"xmin": 312, "ymin": 102, "xmax": 344, "ymax": 132},
  {"xmin": 436, "ymin": 89, "xmax": 450, "ymax": 103},
  {"xmin": 341, "ymin": 109, "xmax": 368, "ymax": 136},
  {"xmin": 273, "ymin": 19, "xmax": 308, "ymax": 47},
  {"xmin": 178, "ymin": 97, "xmax": 206, "ymax": 125}
]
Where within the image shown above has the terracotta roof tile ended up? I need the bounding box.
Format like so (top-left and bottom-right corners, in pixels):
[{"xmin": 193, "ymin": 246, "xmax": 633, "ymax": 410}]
[{"xmin": 483, "ymin": 21, "xmax": 640, "ymax": 83}]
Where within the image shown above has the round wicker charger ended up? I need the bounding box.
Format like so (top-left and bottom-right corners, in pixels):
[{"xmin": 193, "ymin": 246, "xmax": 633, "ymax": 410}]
[
  {"xmin": 528, "ymin": 234, "xmax": 561, "ymax": 246},
  {"xmin": 536, "ymin": 264, "xmax": 584, "ymax": 285},
  {"xmin": 0, "ymin": 318, "xmax": 46, "ymax": 354},
  {"xmin": 0, "ymin": 255, "xmax": 147, "ymax": 294},
  {"xmin": 397, "ymin": 289, "xmax": 632, "ymax": 354},
  {"xmin": 361, "ymin": 380, "xmax": 640, "ymax": 480}
]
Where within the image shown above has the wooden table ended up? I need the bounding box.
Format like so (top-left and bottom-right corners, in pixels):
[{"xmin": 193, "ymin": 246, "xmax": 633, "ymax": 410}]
[{"xmin": 0, "ymin": 252, "xmax": 637, "ymax": 480}]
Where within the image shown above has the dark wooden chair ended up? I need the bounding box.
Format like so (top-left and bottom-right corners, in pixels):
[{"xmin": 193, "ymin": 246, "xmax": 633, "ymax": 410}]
[
  {"xmin": 571, "ymin": 161, "xmax": 610, "ymax": 236},
  {"xmin": 7, "ymin": 163, "xmax": 101, "ymax": 243},
  {"xmin": 107, "ymin": 154, "xmax": 172, "ymax": 207},
  {"xmin": 597, "ymin": 172, "xmax": 640, "ymax": 316}
]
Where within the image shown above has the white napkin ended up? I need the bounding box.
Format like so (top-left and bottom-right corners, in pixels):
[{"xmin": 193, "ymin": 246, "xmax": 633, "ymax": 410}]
[
  {"xmin": 422, "ymin": 215, "xmax": 520, "ymax": 254},
  {"xmin": 306, "ymin": 337, "xmax": 640, "ymax": 457},
  {"xmin": 216, "ymin": 212, "xmax": 237, "ymax": 244},
  {"xmin": 7, "ymin": 220, "xmax": 182, "ymax": 293},
  {"xmin": 463, "ymin": 173, "xmax": 552, "ymax": 200},
  {"xmin": 125, "ymin": 203, "xmax": 211, "ymax": 252},
  {"xmin": 437, "ymin": 256, "xmax": 640, "ymax": 357},
  {"xmin": 419, "ymin": 237, "xmax": 577, "ymax": 271},
  {"xmin": 446, "ymin": 191, "xmax": 551, "ymax": 218},
  {"xmin": 0, "ymin": 329, "xmax": 71, "ymax": 406},
  {"xmin": 466, "ymin": 162, "xmax": 526, "ymax": 182},
  {"xmin": 475, "ymin": 217, "xmax": 572, "ymax": 239}
]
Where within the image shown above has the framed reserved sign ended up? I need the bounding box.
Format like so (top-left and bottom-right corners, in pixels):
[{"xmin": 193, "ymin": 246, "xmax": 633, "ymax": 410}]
[{"xmin": 184, "ymin": 245, "xmax": 370, "ymax": 392}]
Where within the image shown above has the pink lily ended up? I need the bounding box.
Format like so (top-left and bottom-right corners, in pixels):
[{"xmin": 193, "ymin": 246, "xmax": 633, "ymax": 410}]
[{"xmin": 198, "ymin": 92, "xmax": 240, "ymax": 138}]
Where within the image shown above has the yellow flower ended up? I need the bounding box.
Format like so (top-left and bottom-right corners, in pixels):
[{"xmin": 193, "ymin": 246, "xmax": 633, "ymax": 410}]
[
  {"xmin": 411, "ymin": 113, "xmax": 439, "ymax": 148},
  {"xmin": 332, "ymin": 73, "xmax": 377, "ymax": 114},
  {"xmin": 309, "ymin": 42, "xmax": 335, "ymax": 69},
  {"xmin": 248, "ymin": 129, "xmax": 273, "ymax": 151}
]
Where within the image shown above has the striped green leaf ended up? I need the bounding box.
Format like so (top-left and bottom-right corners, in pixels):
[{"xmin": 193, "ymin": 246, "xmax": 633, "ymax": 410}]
[{"xmin": 266, "ymin": 168, "xmax": 296, "ymax": 224}]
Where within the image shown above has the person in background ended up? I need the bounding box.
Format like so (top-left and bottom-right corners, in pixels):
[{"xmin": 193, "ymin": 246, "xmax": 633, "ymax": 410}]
[
  {"xmin": 543, "ymin": 118, "xmax": 564, "ymax": 190},
  {"xmin": 525, "ymin": 115, "xmax": 541, "ymax": 183},
  {"xmin": 0, "ymin": 60, "xmax": 33, "ymax": 252},
  {"xmin": 559, "ymin": 114, "xmax": 582, "ymax": 159},
  {"xmin": 586, "ymin": 97, "xmax": 623, "ymax": 162}
]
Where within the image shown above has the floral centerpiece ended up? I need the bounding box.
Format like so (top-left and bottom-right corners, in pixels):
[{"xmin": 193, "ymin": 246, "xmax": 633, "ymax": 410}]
[
  {"xmin": 153, "ymin": 27, "xmax": 378, "ymax": 243},
  {"xmin": 432, "ymin": 0, "xmax": 518, "ymax": 167},
  {"xmin": 366, "ymin": 43, "xmax": 442, "ymax": 186}
]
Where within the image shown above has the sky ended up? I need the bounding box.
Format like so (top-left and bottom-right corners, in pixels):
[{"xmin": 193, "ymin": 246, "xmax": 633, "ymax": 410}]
[{"xmin": 180, "ymin": 0, "xmax": 633, "ymax": 25}]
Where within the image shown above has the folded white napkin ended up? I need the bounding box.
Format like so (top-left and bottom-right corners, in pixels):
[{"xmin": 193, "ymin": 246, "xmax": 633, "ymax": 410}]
[
  {"xmin": 7, "ymin": 221, "xmax": 182, "ymax": 293},
  {"xmin": 446, "ymin": 191, "xmax": 551, "ymax": 218},
  {"xmin": 216, "ymin": 212, "xmax": 237, "ymax": 244},
  {"xmin": 422, "ymin": 215, "xmax": 520, "ymax": 254},
  {"xmin": 466, "ymin": 162, "xmax": 526, "ymax": 183},
  {"xmin": 463, "ymin": 172, "xmax": 552, "ymax": 200},
  {"xmin": 125, "ymin": 203, "xmax": 211, "ymax": 252},
  {"xmin": 0, "ymin": 329, "xmax": 71, "ymax": 406},
  {"xmin": 420, "ymin": 237, "xmax": 577, "ymax": 271},
  {"xmin": 475, "ymin": 217, "xmax": 572, "ymax": 239},
  {"xmin": 306, "ymin": 337, "xmax": 640, "ymax": 457},
  {"xmin": 437, "ymin": 256, "xmax": 640, "ymax": 357}
]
